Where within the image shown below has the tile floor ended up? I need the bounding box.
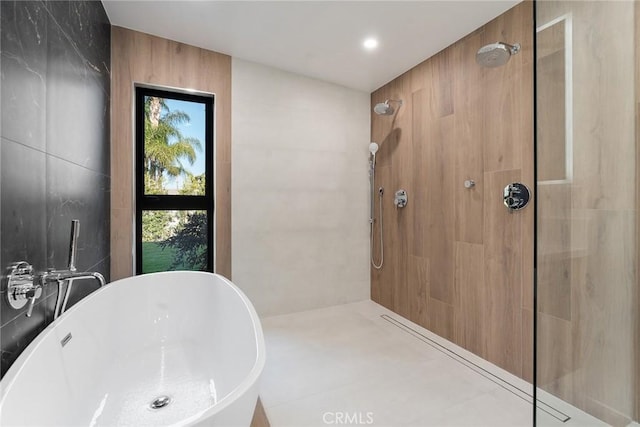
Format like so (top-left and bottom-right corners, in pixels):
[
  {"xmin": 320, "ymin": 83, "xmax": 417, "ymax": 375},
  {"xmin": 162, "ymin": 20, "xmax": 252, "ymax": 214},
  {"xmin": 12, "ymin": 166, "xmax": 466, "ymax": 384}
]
[{"xmin": 259, "ymin": 300, "xmax": 608, "ymax": 427}]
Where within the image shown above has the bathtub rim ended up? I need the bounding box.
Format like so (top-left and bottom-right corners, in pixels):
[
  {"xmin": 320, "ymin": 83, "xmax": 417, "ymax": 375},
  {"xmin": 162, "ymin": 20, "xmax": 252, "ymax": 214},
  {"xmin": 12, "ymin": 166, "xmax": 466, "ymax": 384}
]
[{"xmin": 0, "ymin": 271, "xmax": 266, "ymax": 425}]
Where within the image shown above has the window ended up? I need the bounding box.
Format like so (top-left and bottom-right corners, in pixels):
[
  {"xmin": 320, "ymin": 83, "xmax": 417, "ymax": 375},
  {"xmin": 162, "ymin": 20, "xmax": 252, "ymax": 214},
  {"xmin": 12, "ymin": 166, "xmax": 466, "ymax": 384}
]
[{"xmin": 135, "ymin": 87, "xmax": 214, "ymax": 274}]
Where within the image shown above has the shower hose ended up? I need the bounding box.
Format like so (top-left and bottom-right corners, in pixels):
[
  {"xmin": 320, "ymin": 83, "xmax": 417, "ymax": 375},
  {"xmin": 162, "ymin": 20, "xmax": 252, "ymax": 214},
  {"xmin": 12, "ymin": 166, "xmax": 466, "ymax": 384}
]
[{"xmin": 371, "ymin": 189, "xmax": 383, "ymax": 270}]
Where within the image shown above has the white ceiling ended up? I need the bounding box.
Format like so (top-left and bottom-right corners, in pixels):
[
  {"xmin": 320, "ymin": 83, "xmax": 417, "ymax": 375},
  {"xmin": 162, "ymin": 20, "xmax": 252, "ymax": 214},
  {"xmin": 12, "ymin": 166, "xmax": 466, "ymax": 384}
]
[{"xmin": 102, "ymin": 1, "xmax": 520, "ymax": 93}]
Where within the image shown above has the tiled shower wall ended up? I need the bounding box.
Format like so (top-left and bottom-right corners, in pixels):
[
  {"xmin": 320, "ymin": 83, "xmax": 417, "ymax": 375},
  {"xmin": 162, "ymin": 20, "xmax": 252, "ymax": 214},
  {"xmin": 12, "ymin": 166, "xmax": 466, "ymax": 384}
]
[
  {"xmin": 232, "ymin": 58, "xmax": 370, "ymax": 316},
  {"xmin": 370, "ymin": 2, "xmax": 534, "ymax": 380},
  {"xmin": 0, "ymin": 1, "xmax": 111, "ymax": 376}
]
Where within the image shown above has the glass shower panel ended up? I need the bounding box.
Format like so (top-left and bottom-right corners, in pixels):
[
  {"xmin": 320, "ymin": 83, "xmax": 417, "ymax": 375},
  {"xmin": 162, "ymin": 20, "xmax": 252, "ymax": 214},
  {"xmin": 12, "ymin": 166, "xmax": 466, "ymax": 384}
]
[{"xmin": 535, "ymin": 1, "xmax": 638, "ymax": 425}]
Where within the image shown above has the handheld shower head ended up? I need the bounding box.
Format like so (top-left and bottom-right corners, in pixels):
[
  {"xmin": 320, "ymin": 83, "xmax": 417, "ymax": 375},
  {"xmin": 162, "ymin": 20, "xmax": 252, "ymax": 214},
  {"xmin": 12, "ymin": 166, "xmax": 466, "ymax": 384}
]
[
  {"xmin": 476, "ymin": 42, "xmax": 520, "ymax": 68},
  {"xmin": 373, "ymin": 99, "xmax": 403, "ymax": 116},
  {"xmin": 369, "ymin": 142, "xmax": 379, "ymax": 166}
]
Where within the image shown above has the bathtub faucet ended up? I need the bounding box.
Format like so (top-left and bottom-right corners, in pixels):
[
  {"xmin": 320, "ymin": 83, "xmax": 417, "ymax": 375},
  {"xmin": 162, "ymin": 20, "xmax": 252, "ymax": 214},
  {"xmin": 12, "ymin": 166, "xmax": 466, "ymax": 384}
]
[
  {"xmin": 40, "ymin": 269, "xmax": 106, "ymax": 319},
  {"xmin": 41, "ymin": 269, "xmax": 106, "ymax": 286},
  {"xmin": 41, "ymin": 269, "xmax": 106, "ymax": 287},
  {"xmin": 40, "ymin": 220, "xmax": 106, "ymax": 319},
  {"xmin": 5, "ymin": 221, "xmax": 106, "ymax": 319}
]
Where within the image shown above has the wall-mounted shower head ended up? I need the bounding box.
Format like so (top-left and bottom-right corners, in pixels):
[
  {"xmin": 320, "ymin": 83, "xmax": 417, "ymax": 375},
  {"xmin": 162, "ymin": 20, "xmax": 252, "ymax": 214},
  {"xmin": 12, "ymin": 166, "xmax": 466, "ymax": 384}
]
[
  {"xmin": 373, "ymin": 99, "xmax": 403, "ymax": 116},
  {"xmin": 476, "ymin": 42, "xmax": 520, "ymax": 68}
]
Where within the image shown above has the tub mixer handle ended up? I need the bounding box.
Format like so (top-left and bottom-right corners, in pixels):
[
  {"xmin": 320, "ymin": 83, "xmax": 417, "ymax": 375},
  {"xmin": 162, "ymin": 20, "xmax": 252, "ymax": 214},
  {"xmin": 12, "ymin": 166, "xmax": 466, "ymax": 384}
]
[
  {"xmin": 25, "ymin": 288, "xmax": 40, "ymax": 317},
  {"xmin": 4, "ymin": 261, "xmax": 42, "ymax": 317},
  {"xmin": 4, "ymin": 220, "xmax": 107, "ymax": 319}
]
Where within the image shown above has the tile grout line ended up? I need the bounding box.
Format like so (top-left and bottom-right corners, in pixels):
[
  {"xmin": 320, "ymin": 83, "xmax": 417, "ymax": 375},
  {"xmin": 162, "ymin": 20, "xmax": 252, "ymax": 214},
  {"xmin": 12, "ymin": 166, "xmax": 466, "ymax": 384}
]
[{"xmin": 1, "ymin": 137, "xmax": 110, "ymax": 178}]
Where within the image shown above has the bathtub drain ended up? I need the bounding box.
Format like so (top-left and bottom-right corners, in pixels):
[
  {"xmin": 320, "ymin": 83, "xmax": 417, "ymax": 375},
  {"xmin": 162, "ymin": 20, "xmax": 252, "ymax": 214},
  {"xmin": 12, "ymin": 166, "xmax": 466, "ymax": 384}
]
[{"xmin": 149, "ymin": 396, "xmax": 172, "ymax": 410}]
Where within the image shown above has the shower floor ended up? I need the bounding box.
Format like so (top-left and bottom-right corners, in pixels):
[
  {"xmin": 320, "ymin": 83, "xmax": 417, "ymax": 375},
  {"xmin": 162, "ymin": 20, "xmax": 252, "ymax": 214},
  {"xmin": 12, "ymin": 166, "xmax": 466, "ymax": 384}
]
[{"xmin": 260, "ymin": 300, "xmax": 607, "ymax": 427}]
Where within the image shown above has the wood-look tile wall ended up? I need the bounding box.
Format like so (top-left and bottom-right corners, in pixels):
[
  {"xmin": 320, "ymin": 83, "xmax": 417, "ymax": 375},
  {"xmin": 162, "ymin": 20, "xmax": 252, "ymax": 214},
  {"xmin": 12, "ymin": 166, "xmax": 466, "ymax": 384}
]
[
  {"xmin": 370, "ymin": 2, "xmax": 534, "ymax": 380},
  {"xmin": 110, "ymin": 27, "xmax": 231, "ymax": 280}
]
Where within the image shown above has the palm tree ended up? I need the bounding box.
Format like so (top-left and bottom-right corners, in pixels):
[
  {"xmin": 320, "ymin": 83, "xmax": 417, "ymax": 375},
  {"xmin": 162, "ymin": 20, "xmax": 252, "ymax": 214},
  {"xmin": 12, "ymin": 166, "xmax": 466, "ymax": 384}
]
[{"xmin": 144, "ymin": 97, "xmax": 202, "ymax": 188}]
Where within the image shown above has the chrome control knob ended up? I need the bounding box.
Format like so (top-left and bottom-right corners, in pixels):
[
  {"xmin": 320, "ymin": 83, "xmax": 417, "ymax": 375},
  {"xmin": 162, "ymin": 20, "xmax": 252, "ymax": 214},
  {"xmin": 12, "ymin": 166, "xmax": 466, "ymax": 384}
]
[{"xmin": 503, "ymin": 182, "xmax": 531, "ymax": 211}]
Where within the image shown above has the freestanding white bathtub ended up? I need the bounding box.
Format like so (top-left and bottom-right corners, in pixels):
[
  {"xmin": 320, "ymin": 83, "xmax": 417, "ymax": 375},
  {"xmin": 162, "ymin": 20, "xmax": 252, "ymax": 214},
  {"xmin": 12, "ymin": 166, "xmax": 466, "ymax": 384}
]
[{"xmin": 0, "ymin": 271, "xmax": 265, "ymax": 426}]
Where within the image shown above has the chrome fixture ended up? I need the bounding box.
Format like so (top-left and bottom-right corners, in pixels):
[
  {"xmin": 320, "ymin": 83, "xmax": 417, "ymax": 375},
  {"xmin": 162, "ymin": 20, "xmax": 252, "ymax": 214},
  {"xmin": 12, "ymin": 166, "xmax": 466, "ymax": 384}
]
[
  {"xmin": 41, "ymin": 220, "xmax": 106, "ymax": 319},
  {"xmin": 68, "ymin": 219, "xmax": 79, "ymax": 272},
  {"xmin": 476, "ymin": 42, "xmax": 520, "ymax": 68},
  {"xmin": 43, "ymin": 270, "xmax": 106, "ymax": 319},
  {"xmin": 369, "ymin": 142, "xmax": 384, "ymax": 270},
  {"xmin": 394, "ymin": 189, "xmax": 408, "ymax": 209},
  {"xmin": 370, "ymin": 186, "xmax": 384, "ymax": 270},
  {"xmin": 373, "ymin": 99, "xmax": 403, "ymax": 116},
  {"xmin": 369, "ymin": 142, "xmax": 379, "ymax": 166},
  {"xmin": 503, "ymin": 183, "xmax": 531, "ymax": 211},
  {"xmin": 149, "ymin": 395, "xmax": 172, "ymax": 410},
  {"xmin": 6, "ymin": 261, "xmax": 41, "ymax": 317},
  {"xmin": 369, "ymin": 142, "xmax": 380, "ymax": 228},
  {"xmin": 464, "ymin": 179, "xmax": 476, "ymax": 189},
  {"xmin": 4, "ymin": 220, "xmax": 106, "ymax": 319}
]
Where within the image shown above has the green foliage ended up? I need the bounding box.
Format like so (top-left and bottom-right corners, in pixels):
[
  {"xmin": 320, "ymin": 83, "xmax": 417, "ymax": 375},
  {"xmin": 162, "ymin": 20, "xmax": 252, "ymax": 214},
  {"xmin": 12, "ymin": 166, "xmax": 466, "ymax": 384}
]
[
  {"xmin": 142, "ymin": 173, "xmax": 171, "ymax": 241},
  {"xmin": 160, "ymin": 212, "xmax": 207, "ymax": 270},
  {"xmin": 141, "ymin": 97, "xmax": 207, "ymax": 272},
  {"xmin": 142, "ymin": 242, "xmax": 178, "ymax": 273},
  {"xmin": 179, "ymin": 174, "xmax": 205, "ymax": 196},
  {"xmin": 144, "ymin": 171, "xmax": 167, "ymax": 196},
  {"xmin": 142, "ymin": 210, "xmax": 173, "ymax": 241},
  {"xmin": 144, "ymin": 96, "xmax": 202, "ymax": 188}
]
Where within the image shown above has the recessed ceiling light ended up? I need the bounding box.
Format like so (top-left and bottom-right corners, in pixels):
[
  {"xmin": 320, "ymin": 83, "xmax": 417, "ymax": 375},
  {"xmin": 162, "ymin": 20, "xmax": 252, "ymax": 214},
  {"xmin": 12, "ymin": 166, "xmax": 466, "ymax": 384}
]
[{"xmin": 363, "ymin": 38, "xmax": 378, "ymax": 50}]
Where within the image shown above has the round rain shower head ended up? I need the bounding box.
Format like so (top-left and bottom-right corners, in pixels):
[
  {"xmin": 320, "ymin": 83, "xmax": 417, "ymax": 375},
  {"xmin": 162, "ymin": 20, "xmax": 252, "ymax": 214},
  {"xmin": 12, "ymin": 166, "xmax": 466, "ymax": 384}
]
[
  {"xmin": 373, "ymin": 99, "xmax": 403, "ymax": 116},
  {"xmin": 374, "ymin": 102, "xmax": 394, "ymax": 116},
  {"xmin": 369, "ymin": 142, "xmax": 379, "ymax": 155},
  {"xmin": 476, "ymin": 42, "xmax": 520, "ymax": 68}
]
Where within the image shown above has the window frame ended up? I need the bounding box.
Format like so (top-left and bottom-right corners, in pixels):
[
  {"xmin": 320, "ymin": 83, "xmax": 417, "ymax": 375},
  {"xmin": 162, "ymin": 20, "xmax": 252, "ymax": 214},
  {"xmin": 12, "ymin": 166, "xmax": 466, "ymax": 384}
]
[{"xmin": 134, "ymin": 86, "xmax": 215, "ymax": 274}]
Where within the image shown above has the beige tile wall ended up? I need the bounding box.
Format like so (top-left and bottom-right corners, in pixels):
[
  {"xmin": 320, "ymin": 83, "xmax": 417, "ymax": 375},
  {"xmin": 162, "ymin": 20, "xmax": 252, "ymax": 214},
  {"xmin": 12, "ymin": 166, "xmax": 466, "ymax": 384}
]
[{"xmin": 231, "ymin": 59, "xmax": 370, "ymax": 316}]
